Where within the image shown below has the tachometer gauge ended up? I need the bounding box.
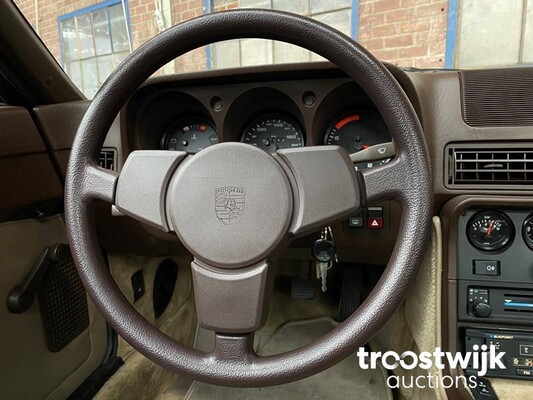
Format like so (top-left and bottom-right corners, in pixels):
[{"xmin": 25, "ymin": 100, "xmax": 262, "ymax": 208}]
[
  {"xmin": 467, "ymin": 211, "xmax": 514, "ymax": 251},
  {"xmin": 242, "ymin": 114, "xmax": 304, "ymax": 153},
  {"xmin": 324, "ymin": 112, "xmax": 391, "ymax": 154},
  {"xmin": 161, "ymin": 118, "xmax": 218, "ymax": 153}
]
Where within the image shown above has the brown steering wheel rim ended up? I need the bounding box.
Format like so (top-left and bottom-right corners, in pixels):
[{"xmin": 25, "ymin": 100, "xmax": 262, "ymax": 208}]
[{"xmin": 65, "ymin": 9, "xmax": 433, "ymax": 387}]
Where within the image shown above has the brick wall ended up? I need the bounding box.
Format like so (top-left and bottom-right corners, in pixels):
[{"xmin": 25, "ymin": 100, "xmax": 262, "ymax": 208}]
[
  {"xmin": 14, "ymin": 0, "xmax": 448, "ymax": 79},
  {"xmin": 170, "ymin": 0, "xmax": 205, "ymax": 73},
  {"xmin": 359, "ymin": 0, "xmax": 448, "ymax": 68}
]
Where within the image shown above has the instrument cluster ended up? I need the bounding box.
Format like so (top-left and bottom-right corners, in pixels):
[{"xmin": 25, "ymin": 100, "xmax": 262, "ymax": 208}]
[
  {"xmin": 159, "ymin": 108, "xmax": 393, "ymax": 171},
  {"xmin": 132, "ymin": 77, "xmax": 396, "ymax": 171}
]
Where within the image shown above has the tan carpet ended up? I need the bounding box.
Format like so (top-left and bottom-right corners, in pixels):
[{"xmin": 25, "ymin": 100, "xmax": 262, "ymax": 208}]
[{"xmin": 184, "ymin": 318, "xmax": 392, "ymax": 400}]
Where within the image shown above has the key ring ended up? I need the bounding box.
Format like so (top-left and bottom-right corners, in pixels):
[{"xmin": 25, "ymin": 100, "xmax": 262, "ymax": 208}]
[{"xmin": 322, "ymin": 226, "xmax": 338, "ymax": 266}]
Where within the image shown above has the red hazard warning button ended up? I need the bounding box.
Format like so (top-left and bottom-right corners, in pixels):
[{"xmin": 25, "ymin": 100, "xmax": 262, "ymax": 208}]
[{"xmin": 367, "ymin": 217, "xmax": 383, "ymax": 229}]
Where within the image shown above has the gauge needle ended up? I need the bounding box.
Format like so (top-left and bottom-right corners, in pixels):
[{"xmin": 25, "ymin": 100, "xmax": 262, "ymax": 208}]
[{"xmin": 487, "ymin": 221, "xmax": 493, "ymax": 236}]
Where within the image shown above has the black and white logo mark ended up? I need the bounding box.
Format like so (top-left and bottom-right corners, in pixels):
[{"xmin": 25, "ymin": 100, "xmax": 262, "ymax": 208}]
[{"xmin": 215, "ymin": 186, "xmax": 245, "ymax": 226}]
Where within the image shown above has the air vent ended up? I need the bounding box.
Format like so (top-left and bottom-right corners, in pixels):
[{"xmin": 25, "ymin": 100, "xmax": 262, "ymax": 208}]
[
  {"xmin": 447, "ymin": 144, "xmax": 533, "ymax": 189},
  {"xmin": 99, "ymin": 148, "xmax": 116, "ymax": 171}
]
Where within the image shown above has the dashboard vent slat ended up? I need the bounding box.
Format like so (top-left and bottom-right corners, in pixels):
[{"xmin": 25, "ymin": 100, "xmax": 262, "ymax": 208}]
[
  {"xmin": 447, "ymin": 144, "xmax": 533, "ymax": 189},
  {"xmin": 99, "ymin": 148, "xmax": 117, "ymax": 171}
]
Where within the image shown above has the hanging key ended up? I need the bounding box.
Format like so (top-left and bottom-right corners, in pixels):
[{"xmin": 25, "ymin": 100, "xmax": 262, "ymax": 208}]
[
  {"xmin": 318, "ymin": 261, "xmax": 330, "ymax": 293},
  {"xmin": 312, "ymin": 229, "xmax": 336, "ymax": 292}
]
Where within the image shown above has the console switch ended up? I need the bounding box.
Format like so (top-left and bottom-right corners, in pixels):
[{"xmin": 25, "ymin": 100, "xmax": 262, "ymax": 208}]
[
  {"xmin": 517, "ymin": 369, "xmax": 533, "ymax": 376},
  {"xmin": 474, "ymin": 260, "xmax": 500, "ymax": 276},
  {"xmin": 468, "ymin": 288, "xmax": 492, "ymax": 317},
  {"xmin": 348, "ymin": 215, "xmax": 364, "ymax": 228},
  {"xmin": 367, "ymin": 206, "xmax": 383, "ymax": 230}
]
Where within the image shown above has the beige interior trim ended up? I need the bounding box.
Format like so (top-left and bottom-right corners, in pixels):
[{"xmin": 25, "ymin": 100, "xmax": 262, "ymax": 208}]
[
  {"xmin": 0, "ymin": 215, "xmax": 107, "ymax": 400},
  {"xmin": 372, "ymin": 216, "xmax": 453, "ymax": 400}
]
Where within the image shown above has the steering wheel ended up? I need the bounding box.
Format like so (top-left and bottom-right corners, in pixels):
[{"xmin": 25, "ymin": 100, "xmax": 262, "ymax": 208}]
[{"xmin": 65, "ymin": 9, "xmax": 432, "ymax": 387}]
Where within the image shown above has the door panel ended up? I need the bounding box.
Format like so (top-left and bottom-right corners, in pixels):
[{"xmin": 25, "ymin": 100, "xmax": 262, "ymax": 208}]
[
  {"xmin": 0, "ymin": 216, "xmax": 108, "ymax": 400},
  {"xmin": 33, "ymin": 100, "xmax": 123, "ymax": 180},
  {"xmin": 0, "ymin": 107, "xmax": 62, "ymax": 221},
  {"xmin": 0, "ymin": 106, "xmax": 109, "ymax": 399}
]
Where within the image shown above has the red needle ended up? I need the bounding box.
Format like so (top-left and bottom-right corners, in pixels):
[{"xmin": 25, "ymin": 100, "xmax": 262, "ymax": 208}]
[{"xmin": 487, "ymin": 221, "xmax": 493, "ymax": 236}]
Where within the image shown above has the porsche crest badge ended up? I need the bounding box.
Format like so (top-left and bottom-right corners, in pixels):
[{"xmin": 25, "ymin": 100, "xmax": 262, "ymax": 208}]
[{"xmin": 214, "ymin": 186, "xmax": 245, "ymax": 226}]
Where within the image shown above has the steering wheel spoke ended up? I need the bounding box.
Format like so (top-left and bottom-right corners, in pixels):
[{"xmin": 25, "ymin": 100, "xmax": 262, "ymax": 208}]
[
  {"xmin": 80, "ymin": 164, "xmax": 119, "ymax": 203},
  {"xmin": 114, "ymin": 150, "xmax": 187, "ymax": 231},
  {"xmin": 359, "ymin": 156, "xmax": 409, "ymax": 205},
  {"xmin": 191, "ymin": 259, "xmax": 274, "ymax": 333},
  {"xmin": 277, "ymin": 146, "xmax": 362, "ymax": 237},
  {"xmin": 212, "ymin": 333, "xmax": 256, "ymax": 362}
]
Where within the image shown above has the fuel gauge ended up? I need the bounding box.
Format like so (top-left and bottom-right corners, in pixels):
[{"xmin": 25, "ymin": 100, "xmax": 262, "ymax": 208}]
[{"xmin": 161, "ymin": 118, "xmax": 218, "ymax": 153}]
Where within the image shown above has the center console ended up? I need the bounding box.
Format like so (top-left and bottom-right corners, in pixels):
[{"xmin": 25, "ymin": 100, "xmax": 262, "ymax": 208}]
[
  {"xmin": 442, "ymin": 196, "xmax": 533, "ymax": 397},
  {"xmin": 457, "ymin": 209, "xmax": 533, "ymax": 327}
]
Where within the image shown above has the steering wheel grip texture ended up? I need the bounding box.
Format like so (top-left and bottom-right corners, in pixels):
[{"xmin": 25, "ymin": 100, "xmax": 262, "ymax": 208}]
[{"xmin": 65, "ymin": 10, "xmax": 433, "ymax": 387}]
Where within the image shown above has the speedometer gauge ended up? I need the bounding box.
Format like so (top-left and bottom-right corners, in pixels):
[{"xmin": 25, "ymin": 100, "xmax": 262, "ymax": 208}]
[
  {"xmin": 161, "ymin": 118, "xmax": 218, "ymax": 153},
  {"xmin": 242, "ymin": 114, "xmax": 304, "ymax": 153},
  {"xmin": 324, "ymin": 112, "xmax": 390, "ymax": 154}
]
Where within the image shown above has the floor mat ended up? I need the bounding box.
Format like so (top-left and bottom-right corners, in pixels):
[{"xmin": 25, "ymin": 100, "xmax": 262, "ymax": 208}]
[{"xmin": 184, "ymin": 318, "xmax": 392, "ymax": 400}]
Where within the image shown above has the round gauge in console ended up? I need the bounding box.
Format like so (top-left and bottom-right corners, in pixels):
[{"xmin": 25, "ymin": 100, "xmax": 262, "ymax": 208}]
[
  {"xmin": 522, "ymin": 214, "xmax": 533, "ymax": 250},
  {"xmin": 241, "ymin": 114, "xmax": 304, "ymax": 153},
  {"xmin": 323, "ymin": 112, "xmax": 391, "ymax": 154},
  {"xmin": 161, "ymin": 118, "xmax": 218, "ymax": 153},
  {"xmin": 467, "ymin": 211, "xmax": 514, "ymax": 252}
]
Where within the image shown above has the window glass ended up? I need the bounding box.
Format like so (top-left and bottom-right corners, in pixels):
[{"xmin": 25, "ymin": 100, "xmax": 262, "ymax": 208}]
[
  {"xmin": 93, "ymin": 9, "xmax": 112, "ymax": 56},
  {"xmin": 310, "ymin": 0, "xmax": 351, "ymax": 14},
  {"xmin": 76, "ymin": 14, "xmax": 96, "ymax": 59},
  {"xmin": 54, "ymin": 2, "xmax": 130, "ymax": 98},
  {"xmin": 313, "ymin": 8, "xmax": 351, "ymax": 36},
  {"xmin": 65, "ymin": 60, "xmax": 82, "ymax": 89},
  {"xmin": 109, "ymin": 4, "xmax": 130, "ymax": 53},
  {"xmin": 81, "ymin": 58, "xmax": 99, "ymax": 96},
  {"xmin": 13, "ymin": 0, "xmax": 533, "ymax": 98},
  {"xmin": 522, "ymin": 1, "xmax": 533, "ymax": 63},
  {"xmin": 212, "ymin": 40, "xmax": 241, "ymax": 70},
  {"xmin": 273, "ymin": 0, "xmax": 309, "ymax": 14},
  {"xmin": 456, "ymin": 0, "xmax": 523, "ymax": 68},
  {"xmin": 60, "ymin": 18, "xmax": 78, "ymax": 62}
]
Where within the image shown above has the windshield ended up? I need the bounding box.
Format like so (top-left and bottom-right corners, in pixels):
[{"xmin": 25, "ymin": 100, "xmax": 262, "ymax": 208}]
[{"xmin": 14, "ymin": 0, "xmax": 533, "ymax": 98}]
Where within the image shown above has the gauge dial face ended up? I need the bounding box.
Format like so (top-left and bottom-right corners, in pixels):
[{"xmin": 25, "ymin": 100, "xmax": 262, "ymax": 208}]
[
  {"xmin": 467, "ymin": 211, "xmax": 514, "ymax": 251},
  {"xmin": 162, "ymin": 118, "xmax": 218, "ymax": 153},
  {"xmin": 242, "ymin": 114, "xmax": 304, "ymax": 153},
  {"xmin": 522, "ymin": 214, "xmax": 533, "ymax": 250},
  {"xmin": 324, "ymin": 112, "xmax": 391, "ymax": 154}
]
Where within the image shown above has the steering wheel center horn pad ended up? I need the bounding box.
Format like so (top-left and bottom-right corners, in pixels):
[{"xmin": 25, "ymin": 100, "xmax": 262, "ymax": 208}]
[
  {"xmin": 65, "ymin": 9, "xmax": 432, "ymax": 386},
  {"xmin": 168, "ymin": 143, "xmax": 293, "ymax": 269}
]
